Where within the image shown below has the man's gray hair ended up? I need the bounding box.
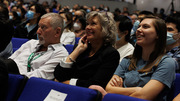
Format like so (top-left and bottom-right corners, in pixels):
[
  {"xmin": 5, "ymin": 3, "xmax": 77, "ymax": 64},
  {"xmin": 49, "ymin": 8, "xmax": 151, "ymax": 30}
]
[{"xmin": 41, "ymin": 13, "xmax": 64, "ymax": 33}]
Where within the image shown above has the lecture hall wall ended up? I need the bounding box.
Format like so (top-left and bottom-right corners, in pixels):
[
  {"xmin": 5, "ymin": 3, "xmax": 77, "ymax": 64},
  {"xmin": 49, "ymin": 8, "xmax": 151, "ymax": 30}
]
[{"xmin": 25, "ymin": 0, "xmax": 180, "ymax": 14}]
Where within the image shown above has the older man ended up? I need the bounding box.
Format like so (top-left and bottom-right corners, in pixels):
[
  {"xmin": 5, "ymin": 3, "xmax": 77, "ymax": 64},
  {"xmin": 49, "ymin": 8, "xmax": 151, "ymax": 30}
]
[{"xmin": 8, "ymin": 13, "xmax": 68, "ymax": 80}]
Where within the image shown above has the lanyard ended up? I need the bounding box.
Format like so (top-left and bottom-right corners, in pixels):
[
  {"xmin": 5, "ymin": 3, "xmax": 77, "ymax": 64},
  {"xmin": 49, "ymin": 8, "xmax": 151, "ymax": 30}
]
[{"xmin": 27, "ymin": 52, "xmax": 42, "ymax": 72}]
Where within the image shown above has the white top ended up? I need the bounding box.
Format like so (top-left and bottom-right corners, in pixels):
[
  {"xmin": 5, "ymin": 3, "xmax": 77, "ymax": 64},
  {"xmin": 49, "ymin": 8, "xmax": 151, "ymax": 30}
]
[
  {"xmin": 117, "ymin": 43, "xmax": 134, "ymax": 63},
  {"xmin": 9, "ymin": 39, "xmax": 69, "ymax": 80},
  {"xmin": 60, "ymin": 29, "xmax": 75, "ymax": 45}
]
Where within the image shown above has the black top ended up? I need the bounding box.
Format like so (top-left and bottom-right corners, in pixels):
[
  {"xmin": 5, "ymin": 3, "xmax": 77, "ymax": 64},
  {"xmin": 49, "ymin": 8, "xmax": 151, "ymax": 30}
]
[
  {"xmin": 0, "ymin": 58, "xmax": 8, "ymax": 100},
  {"xmin": 54, "ymin": 44, "xmax": 120, "ymax": 88},
  {"xmin": 14, "ymin": 20, "xmax": 38, "ymax": 39}
]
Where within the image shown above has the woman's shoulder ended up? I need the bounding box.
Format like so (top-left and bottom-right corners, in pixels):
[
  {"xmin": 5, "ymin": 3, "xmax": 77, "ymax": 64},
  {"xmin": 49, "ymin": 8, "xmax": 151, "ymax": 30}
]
[
  {"xmin": 157, "ymin": 55, "xmax": 177, "ymax": 71},
  {"xmin": 102, "ymin": 45, "xmax": 119, "ymax": 54},
  {"xmin": 160, "ymin": 55, "xmax": 176, "ymax": 63},
  {"xmin": 99, "ymin": 45, "xmax": 120, "ymax": 59}
]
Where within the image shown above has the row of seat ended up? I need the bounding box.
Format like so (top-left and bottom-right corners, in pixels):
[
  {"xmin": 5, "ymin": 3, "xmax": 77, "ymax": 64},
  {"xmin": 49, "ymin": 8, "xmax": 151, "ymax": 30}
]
[{"xmin": 5, "ymin": 74, "xmax": 148, "ymax": 101}]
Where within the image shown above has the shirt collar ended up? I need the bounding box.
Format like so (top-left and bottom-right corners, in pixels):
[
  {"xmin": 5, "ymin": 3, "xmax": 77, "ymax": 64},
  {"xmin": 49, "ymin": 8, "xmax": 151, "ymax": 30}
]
[{"xmin": 35, "ymin": 42, "xmax": 63, "ymax": 52}]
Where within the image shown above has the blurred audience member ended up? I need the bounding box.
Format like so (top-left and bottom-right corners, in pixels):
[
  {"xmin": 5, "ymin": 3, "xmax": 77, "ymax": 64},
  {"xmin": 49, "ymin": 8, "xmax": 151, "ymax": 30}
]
[
  {"xmin": 130, "ymin": 13, "xmax": 138, "ymax": 25},
  {"xmin": 59, "ymin": 11, "xmax": 75, "ymax": 45},
  {"xmin": 165, "ymin": 12, "xmax": 180, "ymax": 73},
  {"xmin": 0, "ymin": 3, "xmax": 13, "ymax": 58},
  {"xmin": 14, "ymin": 4, "xmax": 46, "ymax": 39},
  {"xmin": 115, "ymin": 15, "xmax": 134, "ymax": 63},
  {"xmin": 73, "ymin": 16, "xmax": 86, "ymax": 38},
  {"xmin": 9, "ymin": 11, "xmax": 21, "ymax": 27}
]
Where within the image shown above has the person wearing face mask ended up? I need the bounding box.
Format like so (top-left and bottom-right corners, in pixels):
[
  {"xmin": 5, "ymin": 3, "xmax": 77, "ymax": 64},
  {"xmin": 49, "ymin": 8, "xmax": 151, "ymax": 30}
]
[
  {"xmin": 165, "ymin": 12, "xmax": 180, "ymax": 73},
  {"xmin": 14, "ymin": 4, "xmax": 46, "ymax": 39},
  {"xmin": 59, "ymin": 11, "xmax": 75, "ymax": 45},
  {"xmin": 17, "ymin": 6, "xmax": 26, "ymax": 22},
  {"xmin": 73, "ymin": 16, "xmax": 86, "ymax": 38},
  {"xmin": 115, "ymin": 15, "xmax": 134, "ymax": 63},
  {"xmin": 9, "ymin": 11, "xmax": 21, "ymax": 28}
]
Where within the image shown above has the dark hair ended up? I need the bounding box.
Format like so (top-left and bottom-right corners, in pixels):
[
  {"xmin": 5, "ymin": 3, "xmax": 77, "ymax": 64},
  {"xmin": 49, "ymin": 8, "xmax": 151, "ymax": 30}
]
[
  {"xmin": 139, "ymin": 10, "xmax": 154, "ymax": 16},
  {"xmin": 165, "ymin": 12, "xmax": 180, "ymax": 32},
  {"xmin": 30, "ymin": 4, "xmax": 46, "ymax": 22},
  {"xmin": 115, "ymin": 15, "xmax": 133, "ymax": 42},
  {"xmin": 129, "ymin": 16, "xmax": 167, "ymax": 72},
  {"xmin": 17, "ymin": 6, "xmax": 26, "ymax": 20},
  {"xmin": 74, "ymin": 16, "xmax": 86, "ymax": 30},
  {"xmin": 59, "ymin": 11, "xmax": 73, "ymax": 31},
  {"xmin": 0, "ymin": 3, "xmax": 9, "ymax": 20},
  {"xmin": 0, "ymin": 15, "xmax": 13, "ymax": 52},
  {"xmin": 12, "ymin": 11, "xmax": 19, "ymax": 19}
]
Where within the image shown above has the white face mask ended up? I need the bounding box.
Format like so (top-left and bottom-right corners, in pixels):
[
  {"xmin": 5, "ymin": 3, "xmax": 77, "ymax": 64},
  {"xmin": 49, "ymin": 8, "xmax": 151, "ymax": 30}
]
[
  {"xmin": 73, "ymin": 22, "xmax": 81, "ymax": 31},
  {"xmin": 9, "ymin": 15, "xmax": 13, "ymax": 20}
]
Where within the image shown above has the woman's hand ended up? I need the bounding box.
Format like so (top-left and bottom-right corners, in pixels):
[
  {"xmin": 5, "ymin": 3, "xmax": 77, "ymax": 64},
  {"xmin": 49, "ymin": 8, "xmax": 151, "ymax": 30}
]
[
  {"xmin": 109, "ymin": 75, "xmax": 123, "ymax": 87},
  {"xmin": 62, "ymin": 80, "xmax": 70, "ymax": 84},
  {"xmin": 76, "ymin": 35, "xmax": 88, "ymax": 54},
  {"xmin": 89, "ymin": 85, "xmax": 107, "ymax": 98}
]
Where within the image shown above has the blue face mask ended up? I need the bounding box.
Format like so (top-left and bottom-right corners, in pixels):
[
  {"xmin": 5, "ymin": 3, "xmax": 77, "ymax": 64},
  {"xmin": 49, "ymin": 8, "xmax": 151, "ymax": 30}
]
[
  {"xmin": 17, "ymin": 12, "xmax": 21, "ymax": 17},
  {"xmin": 86, "ymin": 9, "xmax": 91, "ymax": 13},
  {"xmin": 166, "ymin": 32, "xmax": 177, "ymax": 45},
  {"xmin": 26, "ymin": 11, "xmax": 35, "ymax": 20},
  {"xmin": 116, "ymin": 33, "xmax": 121, "ymax": 41}
]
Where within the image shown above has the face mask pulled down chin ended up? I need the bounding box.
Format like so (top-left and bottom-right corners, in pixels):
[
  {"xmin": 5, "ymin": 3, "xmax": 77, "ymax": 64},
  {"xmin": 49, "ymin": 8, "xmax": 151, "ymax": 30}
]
[
  {"xmin": 26, "ymin": 11, "xmax": 35, "ymax": 20},
  {"xmin": 116, "ymin": 33, "xmax": 121, "ymax": 41},
  {"xmin": 73, "ymin": 23, "xmax": 81, "ymax": 31},
  {"xmin": 166, "ymin": 32, "xmax": 178, "ymax": 45}
]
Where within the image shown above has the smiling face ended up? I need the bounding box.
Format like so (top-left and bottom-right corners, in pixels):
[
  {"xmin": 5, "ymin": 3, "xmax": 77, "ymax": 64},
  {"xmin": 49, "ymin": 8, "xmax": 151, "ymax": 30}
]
[
  {"xmin": 136, "ymin": 18, "xmax": 158, "ymax": 47},
  {"xmin": 85, "ymin": 16, "xmax": 103, "ymax": 43}
]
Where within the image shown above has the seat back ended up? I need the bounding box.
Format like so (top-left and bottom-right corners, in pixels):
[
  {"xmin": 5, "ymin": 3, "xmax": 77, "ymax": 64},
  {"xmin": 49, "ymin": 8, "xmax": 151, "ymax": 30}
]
[
  {"xmin": 64, "ymin": 44, "xmax": 74, "ymax": 54},
  {"xmin": 102, "ymin": 93, "xmax": 147, "ymax": 101},
  {"xmin": 174, "ymin": 73, "xmax": 180, "ymax": 97},
  {"xmin": 11, "ymin": 38, "xmax": 29, "ymax": 52},
  {"xmin": 5, "ymin": 74, "xmax": 28, "ymax": 101},
  {"xmin": 75, "ymin": 37, "xmax": 80, "ymax": 45},
  {"xmin": 167, "ymin": 73, "xmax": 180, "ymax": 101},
  {"xmin": 18, "ymin": 77, "xmax": 101, "ymax": 101}
]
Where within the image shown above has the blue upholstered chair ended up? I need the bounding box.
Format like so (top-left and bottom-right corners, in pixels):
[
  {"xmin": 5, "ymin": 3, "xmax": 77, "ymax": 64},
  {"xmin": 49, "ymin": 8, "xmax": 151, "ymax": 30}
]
[
  {"xmin": 173, "ymin": 73, "xmax": 180, "ymax": 97},
  {"xmin": 75, "ymin": 37, "xmax": 80, "ymax": 45},
  {"xmin": 64, "ymin": 44, "xmax": 74, "ymax": 54},
  {"xmin": 102, "ymin": 93, "xmax": 147, "ymax": 101},
  {"xmin": 5, "ymin": 74, "xmax": 28, "ymax": 101},
  {"xmin": 18, "ymin": 77, "xmax": 101, "ymax": 101},
  {"xmin": 11, "ymin": 37, "xmax": 29, "ymax": 52},
  {"xmin": 168, "ymin": 73, "xmax": 180, "ymax": 100}
]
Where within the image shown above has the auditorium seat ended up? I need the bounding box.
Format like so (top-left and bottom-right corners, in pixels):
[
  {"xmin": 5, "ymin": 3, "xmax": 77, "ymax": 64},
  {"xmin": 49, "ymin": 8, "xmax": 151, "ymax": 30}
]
[
  {"xmin": 168, "ymin": 73, "xmax": 180, "ymax": 100},
  {"xmin": 11, "ymin": 37, "xmax": 29, "ymax": 52},
  {"xmin": 102, "ymin": 93, "xmax": 147, "ymax": 101},
  {"xmin": 18, "ymin": 77, "xmax": 101, "ymax": 101},
  {"xmin": 174, "ymin": 73, "xmax": 180, "ymax": 97},
  {"xmin": 75, "ymin": 37, "xmax": 80, "ymax": 45},
  {"xmin": 64, "ymin": 44, "xmax": 74, "ymax": 54},
  {"xmin": 5, "ymin": 74, "xmax": 28, "ymax": 101}
]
